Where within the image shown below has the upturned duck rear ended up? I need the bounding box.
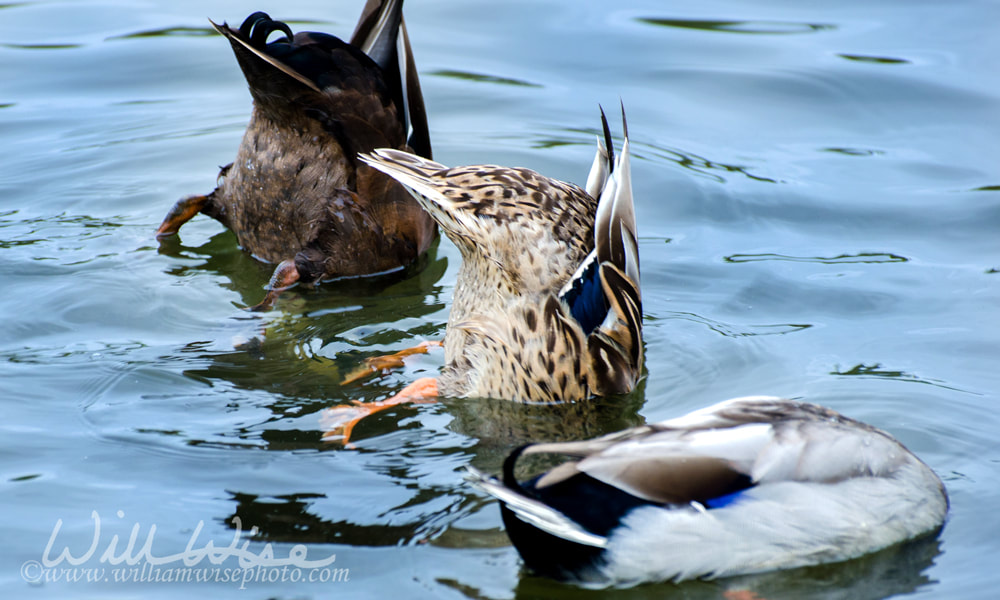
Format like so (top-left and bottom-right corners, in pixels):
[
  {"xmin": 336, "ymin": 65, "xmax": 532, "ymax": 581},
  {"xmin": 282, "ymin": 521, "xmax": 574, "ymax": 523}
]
[{"xmin": 157, "ymin": 0, "xmax": 436, "ymax": 307}]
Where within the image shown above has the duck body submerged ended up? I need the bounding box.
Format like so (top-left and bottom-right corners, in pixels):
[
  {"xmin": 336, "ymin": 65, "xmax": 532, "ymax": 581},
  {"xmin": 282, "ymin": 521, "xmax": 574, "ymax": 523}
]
[
  {"xmin": 469, "ymin": 396, "xmax": 948, "ymax": 586},
  {"xmin": 158, "ymin": 0, "xmax": 435, "ymax": 293}
]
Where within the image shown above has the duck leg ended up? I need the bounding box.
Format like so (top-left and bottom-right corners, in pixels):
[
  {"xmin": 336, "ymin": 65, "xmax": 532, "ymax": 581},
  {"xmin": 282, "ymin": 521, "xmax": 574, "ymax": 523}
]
[
  {"xmin": 247, "ymin": 258, "xmax": 301, "ymax": 312},
  {"xmin": 321, "ymin": 377, "xmax": 438, "ymax": 445},
  {"xmin": 155, "ymin": 194, "xmax": 210, "ymax": 239},
  {"xmin": 341, "ymin": 340, "xmax": 443, "ymax": 385}
]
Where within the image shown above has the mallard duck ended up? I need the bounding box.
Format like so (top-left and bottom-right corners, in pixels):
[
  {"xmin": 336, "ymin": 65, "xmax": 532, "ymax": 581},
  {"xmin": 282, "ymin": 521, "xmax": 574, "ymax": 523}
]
[
  {"xmin": 466, "ymin": 396, "xmax": 949, "ymax": 586},
  {"xmin": 321, "ymin": 108, "xmax": 642, "ymax": 441},
  {"xmin": 156, "ymin": 0, "xmax": 436, "ymax": 308}
]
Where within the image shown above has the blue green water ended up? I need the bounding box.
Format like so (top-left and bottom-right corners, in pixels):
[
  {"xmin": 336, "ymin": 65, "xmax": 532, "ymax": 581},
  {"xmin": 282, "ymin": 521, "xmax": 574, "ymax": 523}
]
[{"xmin": 2, "ymin": 0, "xmax": 998, "ymax": 598}]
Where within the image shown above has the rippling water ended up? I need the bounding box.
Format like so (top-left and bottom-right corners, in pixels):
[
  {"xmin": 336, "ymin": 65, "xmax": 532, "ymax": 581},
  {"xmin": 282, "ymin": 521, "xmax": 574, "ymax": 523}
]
[{"xmin": 2, "ymin": 0, "xmax": 998, "ymax": 598}]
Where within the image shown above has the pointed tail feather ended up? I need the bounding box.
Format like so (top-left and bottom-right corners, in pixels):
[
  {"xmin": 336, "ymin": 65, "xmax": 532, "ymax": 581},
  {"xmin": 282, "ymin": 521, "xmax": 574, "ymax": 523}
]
[
  {"xmin": 589, "ymin": 106, "xmax": 643, "ymax": 394},
  {"xmin": 464, "ymin": 466, "xmax": 608, "ymax": 548},
  {"xmin": 594, "ymin": 110, "xmax": 639, "ymax": 288},
  {"xmin": 585, "ymin": 107, "xmax": 614, "ymax": 198},
  {"xmin": 350, "ymin": 0, "xmax": 431, "ymax": 158},
  {"xmin": 349, "ymin": 0, "xmax": 402, "ymax": 67}
]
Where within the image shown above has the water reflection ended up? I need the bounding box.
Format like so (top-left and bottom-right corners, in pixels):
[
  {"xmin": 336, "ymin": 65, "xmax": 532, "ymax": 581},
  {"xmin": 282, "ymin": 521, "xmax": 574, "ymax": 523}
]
[
  {"xmin": 223, "ymin": 490, "xmax": 471, "ymax": 546},
  {"xmin": 217, "ymin": 393, "xmax": 648, "ymax": 550},
  {"xmin": 0, "ymin": 212, "xmax": 123, "ymax": 253},
  {"xmin": 832, "ymin": 362, "xmax": 975, "ymax": 394},
  {"xmin": 157, "ymin": 233, "xmax": 452, "ymax": 451},
  {"xmin": 430, "ymin": 69, "xmax": 542, "ymax": 88},
  {"xmin": 172, "ymin": 285, "xmax": 447, "ymax": 398},
  {"xmin": 823, "ymin": 147, "xmax": 885, "ymax": 157},
  {"xmin": 1, "ymin": 42, "xmax": 82, "ymax": 49},
  {"xmin": 157, "ymin": 229, "xmax": 274, "ymax": 306},
  {"xmin": 515, "ymin": 129, "xmax": 778, "ymax": 184},
  {"xmin": 673, "ymin": 312, "xmax": 811, "ymax": 338},
  {"xmin": 106, "ymin": 20, "xmax": 340, "ymax": 42},
  {"xmin": 107, "ymin": 26, "xmax": 216, "ymax": 40},
  {"xmin": 725, "ymin": 252, "xmax": 907, "ymax": 264},
  {"xmin": 636, "ymin": 18, "xmax": 835, "ymax": 35},
  {"xmin": 195, "ymin": 351, "xmax": 649, "ymax": 552},
  {"xmin": 838, "ymin": 54, "xmax": 910, "ymax": 65},
  {"xmin": 640, "ymin": 141, "xmax": 778, "ymax": 184},
  {"xmin": 504, "ymin": 533, "xmax": 942, "ymax": 599},
  {"xmin": 176, "ymin": 373, "xmax": 647, "ymax": 456},
  {"xmin": 444, "ymin": 387, "xmax": 647, "ymax": 450},
  {"xmin": 158, "ymin": 230, "xmax": 447, "ymax": 309}
]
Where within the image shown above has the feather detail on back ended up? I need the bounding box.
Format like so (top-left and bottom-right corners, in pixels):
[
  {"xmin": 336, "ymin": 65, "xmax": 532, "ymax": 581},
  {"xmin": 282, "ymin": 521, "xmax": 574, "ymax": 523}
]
[
  {"xmin": 467, "ymin": 397, "xmax": 948, "ymax": 585},
  {"xmin": 359, "ymin": 107, "xmax": 643, "ymax": 402}
]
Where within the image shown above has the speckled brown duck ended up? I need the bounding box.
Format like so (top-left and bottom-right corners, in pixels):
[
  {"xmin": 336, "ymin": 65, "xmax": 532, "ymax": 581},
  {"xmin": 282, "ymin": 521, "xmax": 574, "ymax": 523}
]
[
  {"xmin": 156, "ymin": 0, "xmax": 436, "ymax": 308},
  {"xmin": 322, "ymin": 108, "xmax": 643, "ymax": 443}
]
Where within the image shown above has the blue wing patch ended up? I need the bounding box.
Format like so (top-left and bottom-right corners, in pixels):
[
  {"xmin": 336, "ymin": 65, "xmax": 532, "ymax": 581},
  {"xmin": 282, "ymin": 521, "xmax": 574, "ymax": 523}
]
[
  {"xmin": 561, "ymin": 257, "xmax": 608, "ymax": 336},
  {"xmin": 704, "ymin": 488, "xmax": 749, "ymax": 509}
]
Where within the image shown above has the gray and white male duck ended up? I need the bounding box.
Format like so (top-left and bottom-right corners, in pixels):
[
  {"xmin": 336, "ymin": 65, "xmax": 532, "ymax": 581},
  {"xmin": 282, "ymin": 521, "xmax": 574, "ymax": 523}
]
[{"xmin": 468, "ymin": 396, "xmax": 948, "ymax": 586}]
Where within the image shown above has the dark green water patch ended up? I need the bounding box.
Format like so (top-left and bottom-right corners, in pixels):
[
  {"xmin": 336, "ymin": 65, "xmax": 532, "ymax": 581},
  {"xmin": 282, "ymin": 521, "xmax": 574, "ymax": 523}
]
[
  {"xmin": 832, "ymin": 362, "xmax": 976, "ymax": 394},
  {"xmin": 838, "ymin": 53, "xmax": 910, "ymax": 65},
  {"xmin": 108, "ymin": 26, "xmax": 217, "ymax": 40},
  {"xmin": 637, "ymin": 18, "xmax": 835, "ymax": 35},
  {"xmin": 430, "ymin": 69, "xmax": 542, "ymax": 88},
  {"xmin": 824, "ymin": 147, "xmax": 885, "ymax": 157},
  {"xmin": 1, "ymin": 43, "xmax": 82, "ymax": 50},
  {"xmin": 726, "ymin": 252, "xmax": 907, "ymax": 264}
]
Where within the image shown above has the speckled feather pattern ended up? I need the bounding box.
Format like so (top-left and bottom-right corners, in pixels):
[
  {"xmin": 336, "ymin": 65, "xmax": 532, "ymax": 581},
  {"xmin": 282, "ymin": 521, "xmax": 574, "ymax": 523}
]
[
  {"xmin": 220, "ymin": 109, "xmax": 353, "ymax": 261},
  {"xmin": 360, "ymin": 118, "xmax": 642, "ymax": 402}
]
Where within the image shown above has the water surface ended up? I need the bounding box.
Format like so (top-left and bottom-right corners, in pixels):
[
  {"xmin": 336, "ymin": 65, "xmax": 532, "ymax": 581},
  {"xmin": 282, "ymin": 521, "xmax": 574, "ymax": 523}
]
[{"xmin": 2, "ymin": 0, "xmax": 998, "ymax": 598}]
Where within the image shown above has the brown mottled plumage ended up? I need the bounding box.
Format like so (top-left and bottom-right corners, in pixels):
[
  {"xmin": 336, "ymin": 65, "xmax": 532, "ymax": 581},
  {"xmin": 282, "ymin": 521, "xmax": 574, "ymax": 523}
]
[
  {"xmin": 360, "ymin": 108, "xmax": 642, "ymax": 403},
  {"xmin": 156, "ymin": 0, "xmax": 436, "ymax": 305}
]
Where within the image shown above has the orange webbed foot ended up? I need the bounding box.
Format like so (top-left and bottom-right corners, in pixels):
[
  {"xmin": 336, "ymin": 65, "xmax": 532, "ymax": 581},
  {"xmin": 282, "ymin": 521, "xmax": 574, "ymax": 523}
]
[
  {"xmin": 156, "ymin": 194, "xmax": 209, "ymax": 239},
  {"xmin": 246, "ymin": 259, "xmax": 300, "ymax": 312},
  {"xmin": 321, "ymin": 377, "xmax": 439, "ymax": 445},
  {"xmin": 723, "ymin": 590, "xmax": 768, "ymax": 600},
  {"xmin": 341, "ymin": 340, "xmax": 443, "ymax": 385}
]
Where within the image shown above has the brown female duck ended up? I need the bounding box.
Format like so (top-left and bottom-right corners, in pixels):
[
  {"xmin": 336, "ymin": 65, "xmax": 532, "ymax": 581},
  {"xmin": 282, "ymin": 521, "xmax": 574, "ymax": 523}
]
[{"xmin": 156, "ymin": 0, "xmax": 436, "ymax": 308}]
